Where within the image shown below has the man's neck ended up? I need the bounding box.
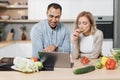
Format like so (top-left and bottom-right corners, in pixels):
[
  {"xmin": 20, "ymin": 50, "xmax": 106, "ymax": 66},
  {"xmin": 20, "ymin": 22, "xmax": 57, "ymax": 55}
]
[{"xmin": 50, "ymin": 26, "xmax": 56, "ymax": 30}]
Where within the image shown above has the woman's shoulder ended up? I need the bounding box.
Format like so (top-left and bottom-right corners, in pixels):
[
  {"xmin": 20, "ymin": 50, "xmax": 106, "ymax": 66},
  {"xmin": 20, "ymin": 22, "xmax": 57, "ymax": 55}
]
[
  {"xmin": 94, "ymin": 29, "xmax": 103, "ymax": 37},
  {"xmin": 96, "ymin": 29, "xmax": 103, "ymax": 34},
  {"xmin": 58, "ymin": 23, "xmax": 69, "ymax": 31}
]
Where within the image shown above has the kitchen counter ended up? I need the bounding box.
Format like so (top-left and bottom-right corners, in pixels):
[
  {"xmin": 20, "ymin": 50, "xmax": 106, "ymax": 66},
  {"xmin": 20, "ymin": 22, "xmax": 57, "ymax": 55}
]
[
  {"xmin": 0, "ymin": 59, "xmax": 120, "ymax": 80},
  {"xmin": 0, "ymin": 40, "xmax": 31, "ymax": 48}
]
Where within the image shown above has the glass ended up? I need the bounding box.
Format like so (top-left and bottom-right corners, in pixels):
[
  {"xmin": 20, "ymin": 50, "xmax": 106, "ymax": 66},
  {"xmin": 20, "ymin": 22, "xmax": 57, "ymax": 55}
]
[{"xmin": 110, "ymin": 48, "xmax": 120, "ymax": 66}]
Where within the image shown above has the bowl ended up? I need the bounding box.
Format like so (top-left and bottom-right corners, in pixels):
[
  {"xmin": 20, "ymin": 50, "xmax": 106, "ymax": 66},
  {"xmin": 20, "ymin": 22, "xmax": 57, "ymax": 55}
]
[{"xmin": 0, "ymin": 15, "xmax": 10, "ymax": 20}]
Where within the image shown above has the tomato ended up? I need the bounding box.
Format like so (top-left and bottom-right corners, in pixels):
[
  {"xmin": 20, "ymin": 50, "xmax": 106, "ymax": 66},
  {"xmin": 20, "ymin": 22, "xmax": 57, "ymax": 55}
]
[
  {"xmin": 30, "ymin": 57, "xmax": 38, "ymax": 62},
  {"xmin": 80, "ymin": 56, "xmax": 90, "ymax": 65}
]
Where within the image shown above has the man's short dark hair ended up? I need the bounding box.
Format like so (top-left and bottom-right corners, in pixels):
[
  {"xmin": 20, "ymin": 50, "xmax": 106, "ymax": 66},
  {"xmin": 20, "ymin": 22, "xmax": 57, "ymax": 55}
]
[{"xmin": 47, "ymin": 3, "xmax": 62, "ymax": 13}]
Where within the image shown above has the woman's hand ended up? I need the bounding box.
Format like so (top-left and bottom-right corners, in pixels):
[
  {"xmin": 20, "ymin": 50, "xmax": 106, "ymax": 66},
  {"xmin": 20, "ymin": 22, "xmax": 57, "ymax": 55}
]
[{"xmin": 72, "ymin": 28, "xmax": 83, "ymax": 41}]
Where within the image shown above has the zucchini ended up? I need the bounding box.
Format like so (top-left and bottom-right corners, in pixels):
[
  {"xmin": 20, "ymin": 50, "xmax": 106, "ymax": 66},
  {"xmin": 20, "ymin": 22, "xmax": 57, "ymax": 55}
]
[{"xmin": 73, "ymin": 65, "xmax": 95, "ymax": 74}]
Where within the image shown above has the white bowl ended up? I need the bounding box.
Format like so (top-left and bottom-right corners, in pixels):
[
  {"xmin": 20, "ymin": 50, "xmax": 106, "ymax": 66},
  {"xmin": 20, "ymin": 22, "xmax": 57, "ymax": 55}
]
[{"xmin": 1, "ymin": 15, "xmax": 9, "ymax": 20}]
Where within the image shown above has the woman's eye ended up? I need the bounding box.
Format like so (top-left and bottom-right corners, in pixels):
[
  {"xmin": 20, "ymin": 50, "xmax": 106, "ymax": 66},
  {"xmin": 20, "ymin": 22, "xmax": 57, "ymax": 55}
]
[{"xmin": 83, "ymin": 22, "xmax": 87, "ymax": 25}]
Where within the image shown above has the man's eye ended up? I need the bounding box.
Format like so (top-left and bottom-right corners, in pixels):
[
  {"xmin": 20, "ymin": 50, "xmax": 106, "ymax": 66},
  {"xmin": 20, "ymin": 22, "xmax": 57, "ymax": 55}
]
[
  {"xmin": 49, "ymin": 15, "xmax": 54, "ymax": 18},
  {"xmin": 48, "ymin": 15, "xmax": 60, "ymax": 19},
  {"xmin": 56, "ymin": 16, "xmax": 60, "ymax": 18}
]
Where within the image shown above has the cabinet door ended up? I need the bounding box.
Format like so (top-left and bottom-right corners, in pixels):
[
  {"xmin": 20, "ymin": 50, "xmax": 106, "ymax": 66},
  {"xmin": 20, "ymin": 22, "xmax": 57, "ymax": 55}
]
[
  {"xmin": 15, "ymin": 43, "xmax": 32, "ymax": 57},
  {"xmin": 102, "ymin": 40, "xmax": 113, "ymax": 56},
  {"xmin": 0, "ymin": 43, "xmax": 32, "ymax": 57},
  {"xmin": 0, "ymin": 44, "xmax": 16, "ymax": 57}
]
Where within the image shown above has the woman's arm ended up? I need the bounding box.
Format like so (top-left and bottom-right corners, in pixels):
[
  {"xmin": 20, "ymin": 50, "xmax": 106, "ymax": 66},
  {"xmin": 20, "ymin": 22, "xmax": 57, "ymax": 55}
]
[
  {"xmin": 90, "ymin": 29, "xmax": 103, "ymax": 58},
  {"xmin": 71, "ymin": 36, "xmax": 80, "ymax": 60}
]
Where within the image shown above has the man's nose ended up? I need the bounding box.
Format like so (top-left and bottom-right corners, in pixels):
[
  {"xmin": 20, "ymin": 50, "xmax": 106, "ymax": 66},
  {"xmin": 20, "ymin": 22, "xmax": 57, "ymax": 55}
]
[{"xmin": 52, "ymin": 17, "xmax": 57, "ymax": 22}]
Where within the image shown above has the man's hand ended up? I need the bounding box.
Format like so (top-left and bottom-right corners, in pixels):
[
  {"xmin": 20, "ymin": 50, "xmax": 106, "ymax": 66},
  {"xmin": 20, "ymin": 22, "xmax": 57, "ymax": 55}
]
[{"xmin": 43, "ymin": 45, "xmax": 57, "ymax": 52}]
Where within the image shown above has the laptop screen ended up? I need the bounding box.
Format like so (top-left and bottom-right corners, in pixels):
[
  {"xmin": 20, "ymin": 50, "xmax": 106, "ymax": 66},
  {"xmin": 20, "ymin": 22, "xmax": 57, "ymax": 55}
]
[{"xmin": 38, "ymin": 52, "xmax": 71, "ymax": 70}]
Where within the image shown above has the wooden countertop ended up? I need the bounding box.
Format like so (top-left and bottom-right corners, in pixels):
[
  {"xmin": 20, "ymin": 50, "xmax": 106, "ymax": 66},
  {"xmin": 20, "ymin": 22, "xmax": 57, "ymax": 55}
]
[
  {"xmin": 0, "ymin": 40, "xmax": 31, "ymax": 48},
  {"xmin": 0, "ymin": 59, "xmax": 120, "ymax": 80}
]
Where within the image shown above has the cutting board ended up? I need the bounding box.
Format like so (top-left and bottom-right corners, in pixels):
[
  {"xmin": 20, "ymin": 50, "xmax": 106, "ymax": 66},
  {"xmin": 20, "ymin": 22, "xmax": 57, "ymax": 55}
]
[{"xmin": 0, "ymin": 57, "xmax": 14, "ymax": 71}]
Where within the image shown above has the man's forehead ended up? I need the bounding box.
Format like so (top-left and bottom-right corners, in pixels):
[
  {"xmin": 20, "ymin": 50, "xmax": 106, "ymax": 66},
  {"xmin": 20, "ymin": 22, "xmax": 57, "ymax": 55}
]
[{"xmin": 48, "ymin": 7, "xmax": 61, "ymax": 13}]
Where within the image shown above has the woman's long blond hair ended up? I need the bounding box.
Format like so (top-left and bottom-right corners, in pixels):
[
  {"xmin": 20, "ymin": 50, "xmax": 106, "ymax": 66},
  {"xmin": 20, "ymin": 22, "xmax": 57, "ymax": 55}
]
[{"xmin": 75, "ymin": 11, "xmax": 96, "ymax": 34}]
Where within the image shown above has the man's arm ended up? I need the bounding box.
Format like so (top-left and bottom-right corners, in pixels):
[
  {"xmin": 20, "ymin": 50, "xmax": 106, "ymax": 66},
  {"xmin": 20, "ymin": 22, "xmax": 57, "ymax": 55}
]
[
  {"xmin": 57, "ymin": 28, "xmax": 71, "ymax": 53},
  {"xmin": 43, "ymin": 45, "xmax": 56, "ymax": 52},
  {"xmin": 30, "ymin": 24, "xmax": 43, "ymax": 59}
]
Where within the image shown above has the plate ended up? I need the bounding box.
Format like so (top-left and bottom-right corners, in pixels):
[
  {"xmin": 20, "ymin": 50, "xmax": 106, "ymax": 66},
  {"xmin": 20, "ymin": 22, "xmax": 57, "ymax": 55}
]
[{"xmin": 11, "ymin": 66, "xmax": 29, "ymax": 73}]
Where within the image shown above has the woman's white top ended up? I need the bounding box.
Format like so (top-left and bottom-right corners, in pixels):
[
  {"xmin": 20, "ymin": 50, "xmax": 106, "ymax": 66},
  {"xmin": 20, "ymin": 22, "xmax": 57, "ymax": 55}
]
[
  {"xmin": 71, "ymin": 29, "xmax": 103, "ymax": 59},
  {"xmin": 80, "ymin": 34, "xmax": 93, "ymax": 54}
]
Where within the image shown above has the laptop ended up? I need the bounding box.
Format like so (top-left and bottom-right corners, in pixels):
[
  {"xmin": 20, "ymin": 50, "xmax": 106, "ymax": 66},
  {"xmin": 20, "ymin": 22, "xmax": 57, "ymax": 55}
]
[{"xmin": 38, "ymin": 52, "xmax": 71, "ymax": 69}]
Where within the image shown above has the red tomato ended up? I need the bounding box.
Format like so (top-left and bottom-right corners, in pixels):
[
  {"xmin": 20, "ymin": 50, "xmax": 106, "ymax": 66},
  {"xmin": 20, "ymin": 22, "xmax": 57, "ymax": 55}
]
[
  {"xmin": 31, "ymin": 57, "xmax": 38, "ymax": 62},
  {"xmin": 80, "ymin": 56, "xmax": 90, "ymax": 65}
]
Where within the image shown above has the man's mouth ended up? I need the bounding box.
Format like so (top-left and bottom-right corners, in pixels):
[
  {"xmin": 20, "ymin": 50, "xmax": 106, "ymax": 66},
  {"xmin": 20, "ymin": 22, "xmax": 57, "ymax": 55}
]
[{"xmin": 51, "ymin": 22, "xmax": 57, "ymax": 26}]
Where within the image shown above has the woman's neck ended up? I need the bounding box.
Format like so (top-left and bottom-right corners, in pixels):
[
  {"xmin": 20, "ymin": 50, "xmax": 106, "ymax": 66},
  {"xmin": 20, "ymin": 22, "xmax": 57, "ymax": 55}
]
[{"xmin": 83, "ymin": 31, "xmax": 91, "ymax": 36}]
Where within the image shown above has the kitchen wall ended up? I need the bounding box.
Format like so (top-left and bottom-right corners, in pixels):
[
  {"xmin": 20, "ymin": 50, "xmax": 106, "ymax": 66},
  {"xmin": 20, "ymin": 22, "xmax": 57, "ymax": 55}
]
[
  {"xmin": 2, "ymin": 23, "xmax": 34, "ymax": 40},
  {"xmin": 2, "ymin": 22, "xmax": 75, "ymax": 40},
  {"xmin": 28, "ymin": 0, "xmax": 113, "ymax": 20},
  {"xmin": 2, "ymin": 0, "xmax": 113, "ymax": 40}
]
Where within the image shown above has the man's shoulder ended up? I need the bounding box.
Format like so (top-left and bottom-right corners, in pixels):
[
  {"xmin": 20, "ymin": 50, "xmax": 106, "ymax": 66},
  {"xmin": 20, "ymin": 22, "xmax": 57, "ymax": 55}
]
[
  {"xmin": 35, "ymin": 20, "xmax": 46, "ymax": 26},
  {"xmin": 58, "ymin": 23, "xmax": 68, "ymax": 29},
  {"xmin": 59, "ymin": 22, "xmax": 66, "ymax": 27},
  {"xmin": 32, "ymin": 20, "xmax": 47, "ymax": 29}
]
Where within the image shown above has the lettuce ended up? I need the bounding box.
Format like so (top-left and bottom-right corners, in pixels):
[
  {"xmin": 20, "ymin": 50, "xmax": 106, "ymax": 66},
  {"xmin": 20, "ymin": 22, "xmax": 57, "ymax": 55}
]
[{"xmin": 13, "ymin": 57, "xmax": 43, "ymax": 72}]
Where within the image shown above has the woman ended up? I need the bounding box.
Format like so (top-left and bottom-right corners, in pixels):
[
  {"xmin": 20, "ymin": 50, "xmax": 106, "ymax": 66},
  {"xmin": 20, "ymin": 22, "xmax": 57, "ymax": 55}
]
[{"xmin": 71, "ymin": 11, "xmax": 103, "ymax": 59}]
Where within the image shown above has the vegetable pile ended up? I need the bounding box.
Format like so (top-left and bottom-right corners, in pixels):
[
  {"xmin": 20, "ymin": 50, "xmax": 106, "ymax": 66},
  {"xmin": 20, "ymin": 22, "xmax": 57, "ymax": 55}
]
[
  {"xmin": 12, "ymin": 57, "xmax": 43, "ymax": 73},
  {"xmin": 95, "ymin": 56, "xmax": 116, "ymax": 70},
  {"xmin": 113, "ymin": 49, "xmax": 120, "ymax": 65},
  {"xmin": 73, "ymin": 56, "xmax": 118, "ymax": 75}
]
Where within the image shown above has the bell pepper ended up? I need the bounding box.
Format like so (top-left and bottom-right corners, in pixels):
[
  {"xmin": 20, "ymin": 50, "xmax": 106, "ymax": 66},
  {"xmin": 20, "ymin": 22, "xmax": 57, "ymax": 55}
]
[
  {"xmin": 95, "ymin": 60, "xmax": 103, "ymax": 69},
  {"xmin": 101, "ymin": 56, "xmax": 109, "ymax": 66},
  {"xmin": 105, "ymin": 58, "xmax": 116, "ymax": 70}
]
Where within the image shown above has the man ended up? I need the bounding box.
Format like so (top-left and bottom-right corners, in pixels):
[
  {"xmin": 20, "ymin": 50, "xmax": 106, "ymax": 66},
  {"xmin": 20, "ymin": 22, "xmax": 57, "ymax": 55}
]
[{"xmin": 30, "ymin": 3, "xmax": 71, "ymax": 59}]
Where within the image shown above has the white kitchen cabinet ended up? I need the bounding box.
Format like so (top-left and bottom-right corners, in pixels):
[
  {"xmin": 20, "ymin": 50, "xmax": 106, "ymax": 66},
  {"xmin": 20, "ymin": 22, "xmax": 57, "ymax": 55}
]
[
  {"xmin": 0, "ymin": 40, "xmax": 113, "ymax": 57},
  {"xmin": 15, "ymin": 43, "xmax": 32, "ymax": 57},
  {"xmin": 0, "ymin": 43, "xmax": 32, "ymax": 57},
  {"xmin": 0, "ymin": 44, "xmax": 16, "ymax": 57},
  {"xmin": 102, "ymin": 39, "xmax": 113, "ymax": 56}
]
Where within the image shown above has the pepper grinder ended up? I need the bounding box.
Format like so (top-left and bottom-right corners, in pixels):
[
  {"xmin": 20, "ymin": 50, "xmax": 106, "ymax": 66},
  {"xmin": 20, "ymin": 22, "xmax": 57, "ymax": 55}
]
[{"xmin": 6, "ymin": 28, "xmax": 15, "ymax": 41}]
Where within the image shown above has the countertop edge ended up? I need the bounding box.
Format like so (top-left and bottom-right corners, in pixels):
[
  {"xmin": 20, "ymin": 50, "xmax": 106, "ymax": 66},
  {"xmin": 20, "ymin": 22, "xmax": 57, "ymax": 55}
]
[{"xmin": 0, "ymin": 40, "xmax": 31, "ymax": 48}]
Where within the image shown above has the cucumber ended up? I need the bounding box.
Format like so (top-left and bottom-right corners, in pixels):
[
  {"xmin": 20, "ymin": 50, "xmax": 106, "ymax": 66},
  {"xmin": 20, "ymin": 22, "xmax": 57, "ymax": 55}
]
[{"xmin": 73, "ymin": 65, "xmax": 95, "ymax": 74}]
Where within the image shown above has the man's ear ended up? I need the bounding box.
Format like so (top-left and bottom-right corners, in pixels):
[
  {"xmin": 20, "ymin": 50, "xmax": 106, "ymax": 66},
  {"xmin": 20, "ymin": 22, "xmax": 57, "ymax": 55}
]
[
  {"xmin": 46, "ymin": 11, "xmax": 48, "ymax": 17},
  {"xmin": 46, "ymin": 11, "xmax": 48, "ymax": 14}
]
